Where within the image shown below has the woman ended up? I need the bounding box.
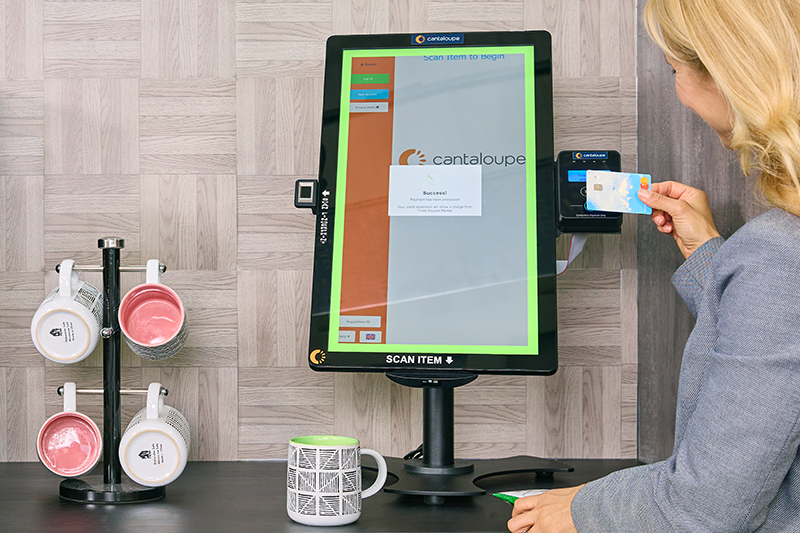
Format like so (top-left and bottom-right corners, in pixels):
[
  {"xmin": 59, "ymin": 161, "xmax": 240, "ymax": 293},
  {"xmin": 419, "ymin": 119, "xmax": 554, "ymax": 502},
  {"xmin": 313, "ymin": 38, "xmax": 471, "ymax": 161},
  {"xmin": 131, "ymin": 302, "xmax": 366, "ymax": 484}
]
[{"xmin": 508, "ymin": 0, "xmax": 800, "ymax": 531}]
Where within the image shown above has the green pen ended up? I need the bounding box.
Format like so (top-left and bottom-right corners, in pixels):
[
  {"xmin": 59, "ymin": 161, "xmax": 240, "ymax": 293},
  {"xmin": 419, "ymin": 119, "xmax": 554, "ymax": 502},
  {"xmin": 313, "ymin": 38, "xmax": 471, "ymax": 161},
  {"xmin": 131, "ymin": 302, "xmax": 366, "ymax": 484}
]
[{"xmin": 492, "ymin": 493, "xmax": 519, "ymax": 505}]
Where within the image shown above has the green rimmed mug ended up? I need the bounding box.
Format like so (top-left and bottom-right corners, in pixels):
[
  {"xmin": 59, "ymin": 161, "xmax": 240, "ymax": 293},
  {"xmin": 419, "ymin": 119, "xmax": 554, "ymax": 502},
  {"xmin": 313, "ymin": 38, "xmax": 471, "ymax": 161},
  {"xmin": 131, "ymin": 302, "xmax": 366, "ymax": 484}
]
[{"xmin": 287, "ymin": 436, "xmax": 388, "ymax": 526}]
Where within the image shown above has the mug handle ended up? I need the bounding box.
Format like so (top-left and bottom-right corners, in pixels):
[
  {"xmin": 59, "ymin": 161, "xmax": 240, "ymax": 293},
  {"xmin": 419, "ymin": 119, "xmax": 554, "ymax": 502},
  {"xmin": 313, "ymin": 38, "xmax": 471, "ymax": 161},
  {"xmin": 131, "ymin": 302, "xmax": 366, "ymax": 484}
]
[
  {"xmin": 62, "ymin": 382, "xmax": 77, "ymax": 412},
  {"xmin": 146, "ymin": 259, "xmax": 161, "ymax": 284},
  {"xmin": 360, "ymin": 448, "xmax": 387, "ymax": 499},
  {"xmin": 146, "ymin": 382, "xmax": 164, "ymax": 420},
  {"xmin": 59, "ymin": 260, "xmax": 78, "ymax": 299}
]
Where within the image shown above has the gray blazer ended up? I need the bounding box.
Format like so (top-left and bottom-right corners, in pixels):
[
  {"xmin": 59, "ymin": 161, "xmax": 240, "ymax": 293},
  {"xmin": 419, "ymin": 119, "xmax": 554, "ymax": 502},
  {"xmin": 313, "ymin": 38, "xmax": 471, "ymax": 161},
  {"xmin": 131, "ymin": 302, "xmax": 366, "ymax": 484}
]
[{"xmin": 571, "ymin": 209, "xmax": 800, "ymax": 532}]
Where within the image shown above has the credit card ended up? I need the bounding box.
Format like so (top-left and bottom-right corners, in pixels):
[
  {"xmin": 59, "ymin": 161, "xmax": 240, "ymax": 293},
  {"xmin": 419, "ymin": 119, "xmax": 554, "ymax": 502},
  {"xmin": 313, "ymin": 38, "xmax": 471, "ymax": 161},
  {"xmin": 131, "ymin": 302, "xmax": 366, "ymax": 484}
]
[{"xmin": 585, "ymin": 171, "xmax": 652, "ymax": 215}]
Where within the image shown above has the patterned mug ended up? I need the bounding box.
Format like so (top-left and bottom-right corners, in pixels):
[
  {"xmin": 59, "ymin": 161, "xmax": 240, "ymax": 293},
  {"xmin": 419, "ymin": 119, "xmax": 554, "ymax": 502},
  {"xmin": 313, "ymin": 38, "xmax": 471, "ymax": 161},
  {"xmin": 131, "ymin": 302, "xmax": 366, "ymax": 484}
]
[
  {"xmin": 287, "ymin": 436, "xmax": 387, "ymax": 526},
  {"xmin": 118, "ymin": 259, "xmax": 187, "ymax": 361},
  {"xmin": 37, "ymin": 382, "xmax": 102, "ymax": 477},
  {"xmin": 31, "ymin": 260, "xmax": 103, "ymax": 364},
  {"xmin": 119, "ymin": 382, "xmax": 190, "ymax": 487}
]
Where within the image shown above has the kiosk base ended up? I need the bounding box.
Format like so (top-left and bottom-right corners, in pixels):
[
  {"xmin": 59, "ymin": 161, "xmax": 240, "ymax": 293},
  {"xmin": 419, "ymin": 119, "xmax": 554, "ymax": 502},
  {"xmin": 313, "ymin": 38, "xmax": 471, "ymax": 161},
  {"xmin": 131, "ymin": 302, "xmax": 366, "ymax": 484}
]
[{"xmin": 383, "ymin": 455, "xmax": 572, "ymax": 505}]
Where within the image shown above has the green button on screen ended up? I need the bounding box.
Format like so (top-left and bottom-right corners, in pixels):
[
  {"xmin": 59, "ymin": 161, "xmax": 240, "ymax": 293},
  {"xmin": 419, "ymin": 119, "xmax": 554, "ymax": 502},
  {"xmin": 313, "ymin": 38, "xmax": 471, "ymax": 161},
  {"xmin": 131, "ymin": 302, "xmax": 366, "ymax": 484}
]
[{"xmin": 351, "ymin": 73, "xmax": 390, "ymax": 84}]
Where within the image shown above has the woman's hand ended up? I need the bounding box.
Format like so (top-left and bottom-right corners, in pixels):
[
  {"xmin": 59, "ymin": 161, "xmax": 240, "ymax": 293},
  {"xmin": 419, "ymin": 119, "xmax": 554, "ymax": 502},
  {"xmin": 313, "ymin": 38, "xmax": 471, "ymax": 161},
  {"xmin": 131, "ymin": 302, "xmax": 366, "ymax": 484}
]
[
  {"xmin": 638, "ymin": 181, "xmax": 721, "ymax": 259},
  {"xmin": 506, "ymin": 485, "xmax": 584, "ymax": 533}
]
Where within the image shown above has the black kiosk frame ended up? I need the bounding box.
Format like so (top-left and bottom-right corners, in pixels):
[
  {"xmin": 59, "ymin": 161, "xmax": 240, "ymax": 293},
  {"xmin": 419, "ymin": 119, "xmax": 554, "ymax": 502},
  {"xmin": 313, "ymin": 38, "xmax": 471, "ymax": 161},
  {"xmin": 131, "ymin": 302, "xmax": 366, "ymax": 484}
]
[{"xmin": 304, "ymin": 31, "xmax": 571, "ymax": 504}]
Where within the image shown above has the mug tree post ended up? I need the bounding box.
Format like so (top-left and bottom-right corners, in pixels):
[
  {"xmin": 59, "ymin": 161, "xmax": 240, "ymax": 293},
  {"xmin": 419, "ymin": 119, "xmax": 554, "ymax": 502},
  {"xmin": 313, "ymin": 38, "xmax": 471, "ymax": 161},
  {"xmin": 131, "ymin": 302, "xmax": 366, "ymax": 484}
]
[
  {"xmin": 59, "ymin": 238, "xmax": 167, "ymax": 503},
  {"xmin": 102, "ymin": 237, "xmax": 123, "ymax": 486}
]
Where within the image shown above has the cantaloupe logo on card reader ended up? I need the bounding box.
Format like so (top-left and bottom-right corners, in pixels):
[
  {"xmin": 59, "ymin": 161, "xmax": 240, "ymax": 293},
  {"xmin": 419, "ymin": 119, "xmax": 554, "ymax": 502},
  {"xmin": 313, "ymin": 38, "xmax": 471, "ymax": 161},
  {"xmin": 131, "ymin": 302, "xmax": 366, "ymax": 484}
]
[
  {"xmin": 310, "ymin": 350, "xmax": 326, "ymax": 364},
  {"xmin": 399, "ymin": 148, "xmax": 426, "ymax": 165}
]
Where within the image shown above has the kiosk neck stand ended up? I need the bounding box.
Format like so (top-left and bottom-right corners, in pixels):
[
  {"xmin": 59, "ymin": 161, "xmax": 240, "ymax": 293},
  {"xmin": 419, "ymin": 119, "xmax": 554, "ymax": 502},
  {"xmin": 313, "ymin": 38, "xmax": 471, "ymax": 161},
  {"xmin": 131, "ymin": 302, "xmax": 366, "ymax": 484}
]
[
  {"xmin": 58, "ymin": 238, "xmax": 167, "ymax": 504},
  {"xmin": 385, "ymin": 371, "xmax": 573, "ymax": 505}
]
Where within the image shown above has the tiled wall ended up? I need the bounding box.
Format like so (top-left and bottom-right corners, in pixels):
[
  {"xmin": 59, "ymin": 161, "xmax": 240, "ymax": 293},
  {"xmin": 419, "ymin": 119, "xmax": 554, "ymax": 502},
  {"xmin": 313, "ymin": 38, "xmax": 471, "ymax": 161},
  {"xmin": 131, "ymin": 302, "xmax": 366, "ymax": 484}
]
[{"xmin": 0, "ymin": 0, "xmax": 637, "ymax": 462}]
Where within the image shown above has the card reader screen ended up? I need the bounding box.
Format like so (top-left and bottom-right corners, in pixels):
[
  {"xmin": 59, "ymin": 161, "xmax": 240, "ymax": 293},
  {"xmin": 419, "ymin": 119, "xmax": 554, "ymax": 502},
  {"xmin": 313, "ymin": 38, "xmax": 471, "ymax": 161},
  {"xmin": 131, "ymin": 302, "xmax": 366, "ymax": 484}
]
[
  {"xmin": 567, "ymin": 169, "xmax": 609, "ymax": 183},
  {"xmin": 329, "ymin": 46, "xmax": 540, "ymax": 355}
]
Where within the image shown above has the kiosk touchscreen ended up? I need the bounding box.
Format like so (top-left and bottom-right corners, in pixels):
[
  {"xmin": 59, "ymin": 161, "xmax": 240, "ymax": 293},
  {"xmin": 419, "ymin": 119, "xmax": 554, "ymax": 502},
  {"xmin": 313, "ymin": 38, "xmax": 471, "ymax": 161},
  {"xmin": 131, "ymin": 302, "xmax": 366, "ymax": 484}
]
[{"xmin": 309, "ymin": 31, "xmax": 557, "ymax": 376}]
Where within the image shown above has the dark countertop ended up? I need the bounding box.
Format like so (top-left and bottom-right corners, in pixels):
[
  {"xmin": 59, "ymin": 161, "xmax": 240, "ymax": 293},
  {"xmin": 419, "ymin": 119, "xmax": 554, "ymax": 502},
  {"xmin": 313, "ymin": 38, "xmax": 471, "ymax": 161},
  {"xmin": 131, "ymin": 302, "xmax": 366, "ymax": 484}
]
[{"xmin": 0, "ymin": 458, "xmax": 640, "ymax": 532}]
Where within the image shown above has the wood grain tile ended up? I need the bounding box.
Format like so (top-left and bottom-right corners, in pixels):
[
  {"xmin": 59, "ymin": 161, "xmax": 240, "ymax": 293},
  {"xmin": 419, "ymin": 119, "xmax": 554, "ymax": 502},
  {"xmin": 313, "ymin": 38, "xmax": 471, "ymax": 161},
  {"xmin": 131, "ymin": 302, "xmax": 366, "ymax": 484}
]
[
  {"xmin": 620, "ymin": 0, "xmax": 636, "ymax": 78},
  {"xmin": 620, "ymin": 380, "xmax": 637, "ymax": 458},
  {"xmin": 237, "ymin": 270, "xmax": 269, "ymax": 368},
  {"xmin": 237, "ymin": 269, "xmax": 311, "ymax": 368},
  {"xmin": 274, "ymin": 77, "xmax": 323, "ymax": 176},
  {"xmin": 235, "ymin": 3, "xmax": 327, "ymax": 77},
  {"xmin": 545, "ymin": 366, "xmax": 583, "ymax": 458},
  {"xmin": 0, "ymin": 273, "xmax": 43, "ymax": 369},
  {"xmin": 524, "ymin": 376, "xmax": 546, "ymax": 455},
  {"xmin": 581, "ymin": 0, "xmax": 620, "ymax": 77},
  {"xmin": 332, "ymin": 0, "xmax": 389, "ymax": 34},
  {"xmin": 0, "ymin": 81, "xmax": 44, "ymax": 175},
  {"xmin": 194, "ymin": 367, "xmax": 237, "ymax": 460},
  {"xmin": 141, "ymin": 0, "xmax": 235, "ymax": 78},
  {"xmin": 558, "ymin": 346, "xmax": 621, "ymax": 367},
  {"xmin": 139, "ymin": 80, "xmax": 236, "ymax": 174},
  {"xmin": 43, "ymin": 1, "xmax": 140, "ymax": 77},
  {"xmin": 4, "ymin": 368, "xmax": 45, "ymax": 461},
  {"xmin": 239, "ymin": 423, "xmax": 334, "ymax": 459},
  {"xmin": 2, "ymin": 177, "xmax": 44, "ymax": 271},
  {"xmin": 3, "ymin": 0, "xmax": 43, "ymax": 79},
  {"xmin": 44, "ymin": 79, "xmax": 138, "ymax": 174},
  {"xmin": 236, "ymin": 79, "xmax": 275, "ymax": 176},
  {"xmin": 0, "ymin": 369, "xmax": 6, "ymax": 461},
  {"xmin": 387, "ymin": 0, "xmax": 427, "ymax": 33},
  {"xmin": 428, "ymin": 1, "xmax": 522, "ymax": 23},
  {"xmin": 582, "ymin": 366, "xmax": 621, "ymax": 458},
  {"xmin": 0, "ymin": 272, "xmax": 42, "ymax": 322},
  {"xmin": 237, "ymin": 233, "xmax": 313, "ymax": 270},
  {"xmin": 139, "ymin": 175, "xmax": 236, "ymax": 270},
  {"xmin": 620, "ymin": 268, "xmax": 637, "ymax": 365}
]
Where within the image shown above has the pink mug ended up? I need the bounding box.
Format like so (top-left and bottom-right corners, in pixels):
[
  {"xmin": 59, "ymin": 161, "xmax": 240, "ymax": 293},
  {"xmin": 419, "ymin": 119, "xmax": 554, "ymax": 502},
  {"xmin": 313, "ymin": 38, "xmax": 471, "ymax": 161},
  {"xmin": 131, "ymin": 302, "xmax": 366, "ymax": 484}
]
[
  {"xmin": 37, "ymin": 382, "xmax": 102, "ymax": 477},
  {"xmin": 118, "ymin": 259, "xmax": 187, "ymax": 360}
]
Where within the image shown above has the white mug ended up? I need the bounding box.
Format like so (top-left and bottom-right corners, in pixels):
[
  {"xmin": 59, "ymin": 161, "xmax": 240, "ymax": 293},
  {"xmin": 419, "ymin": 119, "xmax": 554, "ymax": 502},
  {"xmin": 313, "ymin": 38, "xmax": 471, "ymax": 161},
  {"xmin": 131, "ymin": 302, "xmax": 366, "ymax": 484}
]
[
  {"xmin": 118, "ymin": 259, "xmax": 187, "ymax": 361},
  {"xmin": 31, "ymin": 260, "xmax": 103, "ymax": 364},
  {"xmin": 37, "ymin": 382, "xmax": 102, "ymax": 477},
  {"xmin": 287, "ymin": 435, "xmax": 388, "ymax": 526},
  {"xmin": 119, "ymin": 382, "xmax": 190, "ymax": 487}
]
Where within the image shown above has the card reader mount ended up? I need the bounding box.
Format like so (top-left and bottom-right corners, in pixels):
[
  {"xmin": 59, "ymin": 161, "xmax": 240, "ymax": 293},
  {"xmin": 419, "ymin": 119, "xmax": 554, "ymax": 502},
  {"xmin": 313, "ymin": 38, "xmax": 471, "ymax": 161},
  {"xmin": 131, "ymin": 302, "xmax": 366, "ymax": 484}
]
[{"xmin": 556, "ymin": 150, "xmax": 623, "ymax": 235}]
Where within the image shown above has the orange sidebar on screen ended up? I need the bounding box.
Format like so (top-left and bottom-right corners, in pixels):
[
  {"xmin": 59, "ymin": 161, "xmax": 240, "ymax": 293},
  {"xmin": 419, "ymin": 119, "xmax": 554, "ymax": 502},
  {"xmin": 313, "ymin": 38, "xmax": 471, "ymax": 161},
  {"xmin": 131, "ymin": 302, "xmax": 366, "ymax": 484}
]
[{"xmin": 338, "ymin": 57, "xmax": 395, "ymax": 346}]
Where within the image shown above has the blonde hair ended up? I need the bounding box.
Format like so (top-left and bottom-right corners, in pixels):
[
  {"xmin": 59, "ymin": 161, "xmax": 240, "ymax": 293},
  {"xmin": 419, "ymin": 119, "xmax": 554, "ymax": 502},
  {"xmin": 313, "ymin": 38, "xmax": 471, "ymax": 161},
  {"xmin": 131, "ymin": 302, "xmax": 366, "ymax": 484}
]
[{"xmin": 644, "ymin": 0, "xmax": 800, "ymax": 216}]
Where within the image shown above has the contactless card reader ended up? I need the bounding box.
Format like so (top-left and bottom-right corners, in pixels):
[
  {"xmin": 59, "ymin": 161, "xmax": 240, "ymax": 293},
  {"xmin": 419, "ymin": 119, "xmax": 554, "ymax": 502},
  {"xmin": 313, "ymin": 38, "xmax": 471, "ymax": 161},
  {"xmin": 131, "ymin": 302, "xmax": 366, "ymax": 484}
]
[{"xmin": 556, "ymin": 150, "xmax": 623, "ymax": 234}]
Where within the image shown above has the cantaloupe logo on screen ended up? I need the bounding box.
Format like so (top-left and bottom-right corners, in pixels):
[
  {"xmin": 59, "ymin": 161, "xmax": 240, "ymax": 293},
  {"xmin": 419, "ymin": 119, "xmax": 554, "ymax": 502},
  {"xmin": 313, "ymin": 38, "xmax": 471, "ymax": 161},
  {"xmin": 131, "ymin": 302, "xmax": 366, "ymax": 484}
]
[
  {"xmin": 310, "ymin": 349, "xmax": 326, "ymax": 364},
  {"xmin": 415, "ymin": 35, "xmax": 426, "ymax": 44},
  {"xmin": 399, "ymin": 148, "xmax": 426, "ymax": 165}
]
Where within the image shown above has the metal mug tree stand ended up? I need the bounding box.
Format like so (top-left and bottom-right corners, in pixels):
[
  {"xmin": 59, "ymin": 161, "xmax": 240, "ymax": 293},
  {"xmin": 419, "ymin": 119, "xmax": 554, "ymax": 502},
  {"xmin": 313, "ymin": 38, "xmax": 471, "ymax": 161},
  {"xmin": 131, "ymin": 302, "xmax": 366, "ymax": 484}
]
[{"xmin": 55, "ymin": 237, "xmax": 169, "ymax": 503}]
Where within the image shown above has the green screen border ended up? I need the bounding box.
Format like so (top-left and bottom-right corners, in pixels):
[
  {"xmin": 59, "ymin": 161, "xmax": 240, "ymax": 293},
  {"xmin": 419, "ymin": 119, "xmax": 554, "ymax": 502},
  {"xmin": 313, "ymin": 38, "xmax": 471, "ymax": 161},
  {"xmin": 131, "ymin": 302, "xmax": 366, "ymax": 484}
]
[{"xmin": 329, "ymin": 46, "xmax": 538, "ymax": 355}]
